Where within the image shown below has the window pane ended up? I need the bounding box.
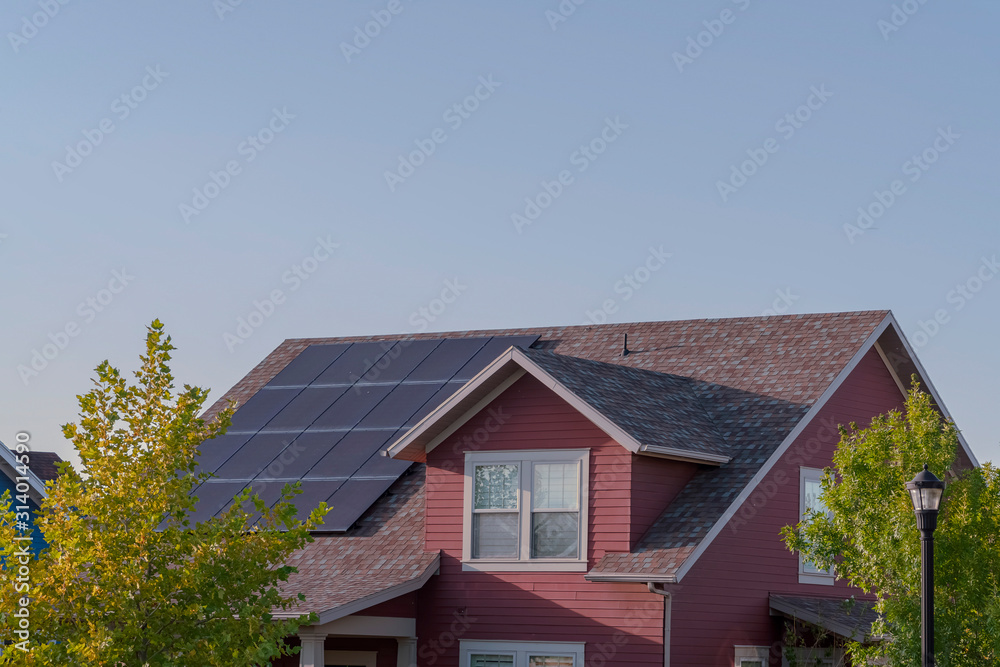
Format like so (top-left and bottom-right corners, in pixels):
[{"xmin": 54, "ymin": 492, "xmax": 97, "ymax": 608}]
[
  {"xmin": 473, "ymin": 512, "xmax": 518, "ymax": 558},
  {"xmin": 531, "ymin": 511, "xmax": 579, "ymax": 558},
  {"xmin": 529, "ymin": 656, "xmax": 575, "ymax": 667},
  {"xmin": 533, "ymin": 463, "xmax": 579, "ymax": 510},
  {"xmin": 804, "ymin": 478, "xmax": 826, "ymax": 515},
  {"xmin": 475, "ymin": 464, "xmax": 519, "ymax": 510},
  {"xmin": 471, "ymin": 655, "xmax": 515, "ymax": 667}
]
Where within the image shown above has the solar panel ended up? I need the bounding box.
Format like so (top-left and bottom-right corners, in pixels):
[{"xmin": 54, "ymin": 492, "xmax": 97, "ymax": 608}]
[
  {"xmin": 309, "ymin": 384, "xmax": 394, "ymax": 430},
  {"xmin": 453, "ymin": 335, "xmax": 540, "ymax": 381},
  {"xmin": 267, "ymin": 344, "xmax": 350, "ymax": 387},
  {"xmin": 355, "ymin": 339, "xmax": 441, "ymax": 383},
  {"xmin": 304, "ymin": 429, "xmax": 398, "ymax": 479},
  {"xmin": 405, "ymin": 381, "xmax": 466, "ymax": 427},
  {"xmin": 195, "ymin": 432, "xmax": 254, "ymax": 474},
  {"xmin": 215, "ymin": 433, "xmax": 298, "ymax": 479},
  {"xmin": 323, "ymin": 477, "xmax": 399, "ymax": 531},
  {"xmin": 196, "ymin": 335, "xmax": 539, "ymax": 529},
  {"xmin": 264, "ymin": 386, "xmax": 350, "ymax": 431},
  {"xmin": 404, "ymin": 337, "xmax": 490, "ymax": 382},
  {"xmin": 311, "ymin": 341, "xmax": 397, "ymax": 385},
  {"xmin": 355, "ymin": 382, "xmax": 445, "ymax": 429},
  {"xmin": 189, "ymin": 481, "xmax": 248, "ymax": 523},
  {"xmin": 257, "ymin": 431, "xmax": 345, "ymax": 479},
  {"xmin": 229, "ymin": 387, "xmax": 300, "ymax": 431}
]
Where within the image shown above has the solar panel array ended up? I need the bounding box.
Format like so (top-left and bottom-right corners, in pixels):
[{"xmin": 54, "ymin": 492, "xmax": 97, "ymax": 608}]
[{"xmin": 194, "ymin": 335, "xmax": 539, "ymax": 530}]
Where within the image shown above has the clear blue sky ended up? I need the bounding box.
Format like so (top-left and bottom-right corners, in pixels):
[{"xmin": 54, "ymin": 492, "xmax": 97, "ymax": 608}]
[{"xmin": 2, "ymin": 1, "xmax": 998, "ymax": 466}]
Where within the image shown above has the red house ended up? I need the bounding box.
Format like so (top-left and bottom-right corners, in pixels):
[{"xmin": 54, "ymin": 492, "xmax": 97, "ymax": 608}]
[{"xmin": 198, "ymin": 311, "xmax": 977, "ymax": 667}]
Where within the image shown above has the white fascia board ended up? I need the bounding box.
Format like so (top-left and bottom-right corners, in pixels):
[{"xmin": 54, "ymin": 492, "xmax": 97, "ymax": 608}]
[
  {"xmin": 883, "ymin": 312, "xmax": 981, "ymax": 467},
  {"xmin": 0, "ymin": 439, "xmax": 47, "ymax": 503},
  {"xmin": 671, "ymin": 315, "xmax": 893, "ymax": 582},
  {"xmin": 584, "ymin": 570, "xmax": 677, "ymax": 583}
]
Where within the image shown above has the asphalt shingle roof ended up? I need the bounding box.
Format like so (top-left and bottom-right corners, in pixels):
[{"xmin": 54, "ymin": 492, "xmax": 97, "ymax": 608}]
[{"xmin": 205, "ymin": 310, "xmax": 889, "ymax": 602}]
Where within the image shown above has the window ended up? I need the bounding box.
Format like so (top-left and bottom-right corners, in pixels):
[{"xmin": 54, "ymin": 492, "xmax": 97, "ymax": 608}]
[
  {"xmin": 799, "ymin": 467, "xmax": 834, "ymax": 585},
  {"xmin": 462, "ymin": 640, "xmax": 584, "ymax": 667},
  {"xmin": 463, "ymin": 450, "xmax": 589, "ymax": 572},
  {"xmin": 734, "ymin": 645, "xmax": 770, "ymax": 667}
]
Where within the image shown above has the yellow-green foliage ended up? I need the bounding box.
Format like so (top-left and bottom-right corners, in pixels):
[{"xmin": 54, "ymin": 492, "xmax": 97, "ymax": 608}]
[
  {"xmin": 0, "ymin": 321, "xmax": 328, "ymax": 666},
  {"xmin": 782, "ymin": 387, "xmax": 1000, "ymax": 666}
]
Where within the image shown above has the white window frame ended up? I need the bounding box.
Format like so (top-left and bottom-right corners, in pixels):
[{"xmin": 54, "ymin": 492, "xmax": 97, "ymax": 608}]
[
  {"xmin": 324, "ymin": 649, "xmax": 377, "ymax": 667},
  {"xmin": 462, "ymin": 449, "xmax": 589, "ymax": 572},
  {"xmin": 461, "ymin": 639, "xmax": 585, "ymax": 667},
  {"xmin": 734, "ymin": 645, "xmax": 770, "ymax": 667},
  {"xmin": 799, "ymin": 467, "xmax": 835, "ymax": 585}
]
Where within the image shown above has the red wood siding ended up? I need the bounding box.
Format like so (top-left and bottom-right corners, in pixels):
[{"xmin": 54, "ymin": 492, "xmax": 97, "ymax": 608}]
[
  {"xmin": 669, "ymin": 348, "xmax": 906, "ymax": 666},
  {"xmin": 420, "ymin": 374, "xmax": 667, "ymax": 666},
  {"xmin": 630, "ymin": 454, "xmax": 698, "ymax": 549},
  {"xmin": 363, "ymin": 591, "xmax": 418, "ymax": 618}
]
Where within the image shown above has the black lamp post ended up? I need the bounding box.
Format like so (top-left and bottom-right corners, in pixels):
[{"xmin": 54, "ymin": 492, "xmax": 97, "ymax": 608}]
[{"xmin": 906, "ymin": 464, "xmax": 945, "ymax": 667}]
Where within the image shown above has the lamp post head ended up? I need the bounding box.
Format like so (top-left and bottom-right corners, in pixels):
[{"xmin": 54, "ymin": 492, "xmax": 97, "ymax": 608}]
[{"xmin": 906, "ymin": 464, "xmax": 945, "ymax": 533}]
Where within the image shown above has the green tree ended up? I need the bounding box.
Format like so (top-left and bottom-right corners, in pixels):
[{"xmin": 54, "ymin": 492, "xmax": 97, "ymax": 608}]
[
  {"xmin": 782, "ymin": 387, "xmax": 1000, "ymax": 666},
  {"xmin": 0, "ymin": 321, "xmax": 327, "ymax": 666}
]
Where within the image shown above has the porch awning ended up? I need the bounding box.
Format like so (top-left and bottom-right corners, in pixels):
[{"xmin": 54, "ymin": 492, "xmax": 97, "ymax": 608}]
[{"xmin": 769, "ymin": 594, "xmax": 880, "ymax": 642}]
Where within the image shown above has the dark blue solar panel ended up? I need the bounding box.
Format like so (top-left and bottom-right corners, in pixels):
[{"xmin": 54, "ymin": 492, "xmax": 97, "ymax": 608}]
[
  {"xmin": 229, "ymin": 387, "xmax": 300, "ymax": 431},
  {"xmin": 264, "ymin": 386, "xmax": 350, "ymax": 431},
  {"xmin": 215, "ymin": 433, "xmax": 297, "ymax": 479},
  {"xmin": 291, "ymin": 480, "xmax": 344, "ymax": 518},
  {"xmin": 405, "ymin": 381, "xmax": 466, "ymax": 427},
  {"xmin": 356, "ymin": 339, "xmax": 441, "ymax": 383},
  {"xmin": 257, "ymin": 431, "xmax": 345, "ymax": 480},
  {"xmin": 309, "ymin": 384, "xmax": 393, "ymax": 430},
  {"xmin": 195, "ymin": 432, "xmax": 254, "ymax": 475},
  {"xmin": 190, "ymin": 481, "xmax": 247, "ymax": 523},
  {"xmin": 196, "ymin": 335, "xmax": 540, "ymax": 531},
  {"xmin": 404, "ymin": 337, "xmax": 490, "ymax": 382},
  {"xmin": 267, "ymin": 344, "xmax": 350, "ymax": 387},
  {"xmin": 312, "ymin": 341, "xmax": 396, "ymax": 385},
  {"xmin": 452, "ymin": 335, "xmax": 540, "ymax": 381},
  {"xmin": 355, "ymin": 382, "xmax": 445, "ymax": 429},
  {"xmin": 323, "ymin": 477, "xmax": 399, "ymax": 531},
  {"xmin": 304, "ymin": 429, "xmax": 397, "ymax": 479}
]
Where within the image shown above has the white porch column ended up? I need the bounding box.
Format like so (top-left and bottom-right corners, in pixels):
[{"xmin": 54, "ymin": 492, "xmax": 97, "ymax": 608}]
[
  {"xmin": 396, "ymin": 636, "xmax": 418, "ymax": 667},
  {"xmin": 299, "ymin": 632, "xmax": 326, "ymax": 667}
]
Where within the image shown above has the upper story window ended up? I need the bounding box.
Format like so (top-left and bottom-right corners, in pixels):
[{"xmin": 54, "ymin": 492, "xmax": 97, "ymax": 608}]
[
  {"xmin": 463, "ymin": 449, "xmax": 589, "ymax": 572},
  {"xmin": 799, "ymin": 467, "xmax": 834, "ymax": 585}
]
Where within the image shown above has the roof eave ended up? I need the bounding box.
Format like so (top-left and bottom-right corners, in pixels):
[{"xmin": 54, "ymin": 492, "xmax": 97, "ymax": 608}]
[{"xmin": 273, "ymin": 552, "xmax": 441, "ymax": 625}]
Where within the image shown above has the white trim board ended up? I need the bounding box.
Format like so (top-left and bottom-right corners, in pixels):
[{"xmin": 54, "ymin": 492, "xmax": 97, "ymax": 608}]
[{"xmin": 0, "ymin": 438, "xmax": 48, "ymax": 505}]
